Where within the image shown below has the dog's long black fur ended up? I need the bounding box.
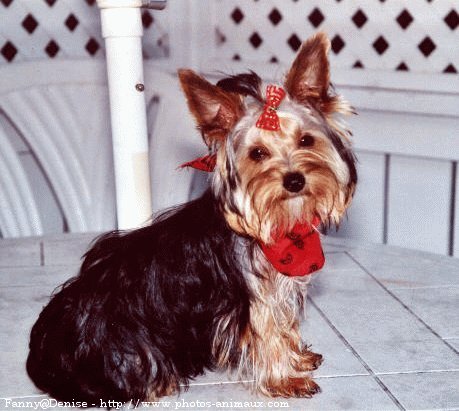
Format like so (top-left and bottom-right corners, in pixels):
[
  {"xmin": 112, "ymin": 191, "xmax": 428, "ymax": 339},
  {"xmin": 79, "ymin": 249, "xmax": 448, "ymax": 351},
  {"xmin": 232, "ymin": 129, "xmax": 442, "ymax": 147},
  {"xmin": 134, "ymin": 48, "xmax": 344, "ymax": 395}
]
[{"xmin": 27, "ymin": 189, "xmax": 251, "ymax": 403}]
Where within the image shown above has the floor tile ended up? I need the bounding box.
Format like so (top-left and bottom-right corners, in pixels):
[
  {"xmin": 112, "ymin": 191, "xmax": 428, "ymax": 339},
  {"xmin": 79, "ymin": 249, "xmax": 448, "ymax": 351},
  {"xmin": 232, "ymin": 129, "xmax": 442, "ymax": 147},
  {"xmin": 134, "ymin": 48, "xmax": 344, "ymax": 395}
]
[
  {"xmin": 0, "ymin": 237, "xmax": 41, "ymax": 267},
  {"xmin": 0, "ymin": 286, "xmax": 53, "ymax": 397},
  {"xmin": 1, "ymin": 377, "xmax": 400, "ymax": 411},
  {"xmin": 348, "ymin": 248, "xmax": 459, "ymax": 289},
  {"xmin": 392, "ymin": 287, "xmax": 459, "ymax": 338},
  {"xmin": 322, "ymin": 252, "xmax": 362, "ymax": 272},
  {"xmin": 445, "ymin": 338, "xmax": 459, "ymax": 352},
  {"xmin": 380, "ymin": 371, "xmax": 459, "ymax": 410},
  {"xmin": 0, "ymin": 265, "xmax": 79, "ymax": 288},
  {"xmin": 131, "ymin": 376, "xmax": 399, "ymax": 411},
  {"xmin": 41, "ymin": 233, "xmax": 96, "ymax": 266},
  {"xmin": 351, "ymin": 339, "xmax": 459, "ymax": 374},
  {"xmin": 309, "ymin": 290, "xmax": 438, "ymax": 345},
  {"xmin": 1, "ymin": 234, "xmax": 457, "ymax": 411},
  {"xmin": 310, "ymin": 264, "xmax": 383, "ymax": 295},
  {"xmin": 308, "ymin": 376, "xmax": 399, "ymax": 410},
  {"xmin": 300, "ymin": 304, "xmax": 369, "ymax": 377}
]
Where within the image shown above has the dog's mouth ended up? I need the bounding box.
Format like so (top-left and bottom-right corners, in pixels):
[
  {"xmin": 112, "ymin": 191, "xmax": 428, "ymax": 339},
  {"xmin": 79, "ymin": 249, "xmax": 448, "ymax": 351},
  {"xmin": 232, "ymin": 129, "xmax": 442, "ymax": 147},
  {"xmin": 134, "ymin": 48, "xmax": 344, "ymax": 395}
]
[{"xmin": 280, "ymin": 189, "xmax": 311, "ymax": 200}]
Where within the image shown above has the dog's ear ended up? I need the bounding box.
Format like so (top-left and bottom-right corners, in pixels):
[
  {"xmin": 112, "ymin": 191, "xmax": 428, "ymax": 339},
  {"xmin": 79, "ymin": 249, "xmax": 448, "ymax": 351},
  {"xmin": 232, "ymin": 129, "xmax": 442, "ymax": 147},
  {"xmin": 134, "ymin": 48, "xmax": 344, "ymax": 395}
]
[
  {"xmin": 284, "ymin": 32, "xmax": 331, "ymax": 105},
  {"xmin": 178, "ymin": 69, "xmax": 243, "ymax": 147}
]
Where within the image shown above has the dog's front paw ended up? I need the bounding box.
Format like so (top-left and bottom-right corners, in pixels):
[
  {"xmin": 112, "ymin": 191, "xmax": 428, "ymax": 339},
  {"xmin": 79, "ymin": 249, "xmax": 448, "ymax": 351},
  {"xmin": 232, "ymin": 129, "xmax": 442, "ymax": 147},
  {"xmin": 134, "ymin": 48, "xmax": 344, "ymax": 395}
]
[
  {"xmin": 265, "ymin": 377, "xmax": 321, "ymax": 398},
  {"xmin": 295, "ymin": 350, "xmax": 323, "ymax": 372},
  {"xmin": 306, "ymin": 351, "xmax": 324, "ymax": 370}
]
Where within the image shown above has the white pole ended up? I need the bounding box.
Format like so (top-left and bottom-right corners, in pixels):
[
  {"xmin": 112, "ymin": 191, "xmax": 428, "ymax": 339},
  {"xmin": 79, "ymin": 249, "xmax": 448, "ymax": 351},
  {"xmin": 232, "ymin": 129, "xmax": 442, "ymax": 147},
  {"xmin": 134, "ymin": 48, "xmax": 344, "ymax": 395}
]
[{"xmin": 97, "ymin": 0, "xmax": 165, "ymax": 229}]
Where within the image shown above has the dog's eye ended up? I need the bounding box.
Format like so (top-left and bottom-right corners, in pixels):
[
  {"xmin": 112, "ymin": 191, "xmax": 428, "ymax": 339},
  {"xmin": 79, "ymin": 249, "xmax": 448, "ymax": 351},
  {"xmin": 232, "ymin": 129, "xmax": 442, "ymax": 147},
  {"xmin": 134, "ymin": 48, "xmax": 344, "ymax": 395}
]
[
  {"xmin": 249, "ymin": 147, "xmax": 270, "ymax": 162},
  {"xmin": 299, "ymin": 134, "xmax": 315, "ymax": 147}
]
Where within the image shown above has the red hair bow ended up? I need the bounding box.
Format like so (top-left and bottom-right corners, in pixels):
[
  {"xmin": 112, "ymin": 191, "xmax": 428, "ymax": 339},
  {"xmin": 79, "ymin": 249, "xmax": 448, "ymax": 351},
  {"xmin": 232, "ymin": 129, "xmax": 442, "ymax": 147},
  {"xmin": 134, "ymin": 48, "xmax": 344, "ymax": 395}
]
[
  {"xmin": 181, "ymin": 84, "xmax": 286, "ymax": 172},
  {"xmin": 255, "ymin": 85, "xmax": 286, "ymax": 131}
]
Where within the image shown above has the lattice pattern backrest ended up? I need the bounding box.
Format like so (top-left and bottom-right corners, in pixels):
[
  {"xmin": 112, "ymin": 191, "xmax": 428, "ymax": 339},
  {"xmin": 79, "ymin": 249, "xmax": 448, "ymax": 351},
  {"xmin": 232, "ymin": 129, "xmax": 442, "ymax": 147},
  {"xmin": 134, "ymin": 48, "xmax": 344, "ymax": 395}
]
[
  {"xmin": 213, "ymin": 0, "xmax": 458, "ymax": 75},
  {"xmin": 0, "ymin": 0, "xmax": 169, "ymax": 64},
  {"xmin": 1, "ymin": 0, "xmax": 457, "ymax": 75}
]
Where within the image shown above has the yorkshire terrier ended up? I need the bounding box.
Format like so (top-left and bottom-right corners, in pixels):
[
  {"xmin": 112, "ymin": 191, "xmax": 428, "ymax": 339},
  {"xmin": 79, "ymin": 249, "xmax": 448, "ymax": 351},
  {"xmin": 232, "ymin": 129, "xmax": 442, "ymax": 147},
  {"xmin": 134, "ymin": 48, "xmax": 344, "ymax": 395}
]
[{"xmin": 27, "ymin": 33, "xmax": 357, "ymax": 404}]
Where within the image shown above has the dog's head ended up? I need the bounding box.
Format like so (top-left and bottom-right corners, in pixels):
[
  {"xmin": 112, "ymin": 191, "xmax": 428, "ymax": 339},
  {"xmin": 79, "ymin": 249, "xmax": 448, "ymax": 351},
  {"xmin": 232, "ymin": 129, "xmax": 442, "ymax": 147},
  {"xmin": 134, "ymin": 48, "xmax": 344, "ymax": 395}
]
[{"xmin": 179, "ymin": 33, "xmax": 357, "ymax": 244}]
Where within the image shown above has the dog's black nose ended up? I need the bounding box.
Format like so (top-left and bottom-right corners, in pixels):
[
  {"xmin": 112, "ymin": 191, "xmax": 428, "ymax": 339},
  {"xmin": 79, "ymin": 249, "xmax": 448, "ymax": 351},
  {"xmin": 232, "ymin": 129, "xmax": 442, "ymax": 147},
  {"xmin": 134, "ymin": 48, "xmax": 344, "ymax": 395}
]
[{"xmin": 283, "ymin": 172, "xmax": 305, "ymax": 193}]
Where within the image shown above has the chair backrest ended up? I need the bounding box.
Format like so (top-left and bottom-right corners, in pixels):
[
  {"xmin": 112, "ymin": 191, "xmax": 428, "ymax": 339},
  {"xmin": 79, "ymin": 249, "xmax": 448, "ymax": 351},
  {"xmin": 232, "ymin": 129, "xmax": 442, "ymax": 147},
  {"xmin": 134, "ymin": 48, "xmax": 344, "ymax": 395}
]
[
  {"xmin": 0, "ymin": 59, "xmax": 206, "ymax": 237},
  {"xmin": 0, "ymin": 60, "xmax": 116, "ymax": 236}
]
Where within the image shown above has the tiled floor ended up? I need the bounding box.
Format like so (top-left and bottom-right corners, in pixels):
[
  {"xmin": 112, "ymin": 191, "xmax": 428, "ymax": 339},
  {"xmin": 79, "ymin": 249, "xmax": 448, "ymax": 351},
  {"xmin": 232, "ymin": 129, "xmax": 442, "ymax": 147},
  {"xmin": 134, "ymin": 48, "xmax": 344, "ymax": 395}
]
[{"xmin": 0, "ymin": 233, "xmax": 458, "ymax": 410}]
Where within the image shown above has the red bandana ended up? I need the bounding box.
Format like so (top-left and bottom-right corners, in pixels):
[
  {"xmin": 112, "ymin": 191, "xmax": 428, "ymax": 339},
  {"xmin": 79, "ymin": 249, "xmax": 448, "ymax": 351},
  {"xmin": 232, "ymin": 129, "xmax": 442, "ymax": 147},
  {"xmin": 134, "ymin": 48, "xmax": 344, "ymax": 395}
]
[
  {"xmin": 260, "ymin": 217, "xmax": 325, "ymax": 276},
  {"xmin": 255, "ymin": 85, "xmax": 286, "ymax": 131},
  {"xmin": 180, "ymin": 154, "xmax": 216, "ymax": 172}
]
